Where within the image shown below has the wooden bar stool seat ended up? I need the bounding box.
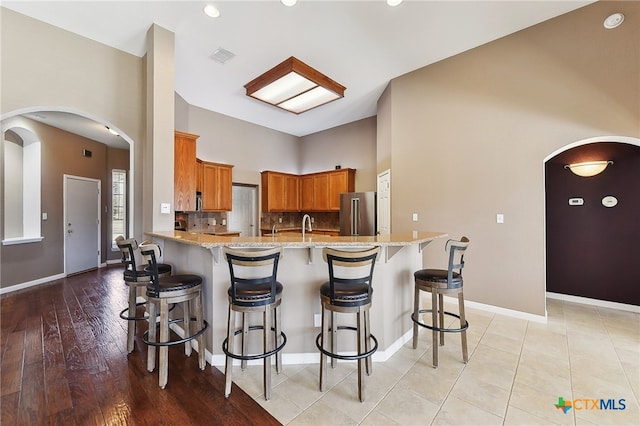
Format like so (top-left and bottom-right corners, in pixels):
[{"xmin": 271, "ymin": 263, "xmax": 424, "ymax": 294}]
[
  {"xmin": 222, "ymin": 247, "xmax": 286, "ymax": 401},
  {"xmin": 139, "ymin": 243, "xmax": 208, "ymax": 389},
  {"xmin": 115, "ymin": 236, "xmax": 172, "ymax": 353},
  {"xmin": 316, "ymin": 247, "xmax": 380, "ymax": 402},
  {"xmin": 412, "ymin": 236, "xmax": 470, "ymax": 368}
]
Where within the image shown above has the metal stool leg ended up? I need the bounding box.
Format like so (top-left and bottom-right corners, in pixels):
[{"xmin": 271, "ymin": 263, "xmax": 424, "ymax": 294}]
[
  {"xmin": 224, "ymin": 306, "xmax": 235, "ymax": 398},
  {"xmin": 159, "ymin": 299, "xmax": 170, "ymax": 389},
  {"xmin": 241, "ymin": 312, "xmax": 249, "ymax": 370},
  {"xmin": 458, "ymin": 291, "xmax": 468, "ymax": 363},
  {"xmin": 412, "ymin": 284, "xmax": 420, "ymax": 349},
  {"xmin": 263, "ymin": 307, "xmax": 272, "ymax": 400},
  {"xmin": 127, "ymin": 285, "xmax": 137, "ymax": 353},
  {"xmin": 183, "ymin": 299, "xmax": 192, "ymax": 357},
  {"xmin": 432, "ymin": 291, "xmax": 439, "ymax": 368},
  {"xmin": 147, "ymin": 301, "xmax": 157, "ymax": 372},
  {"xmin": 319, "ymin": 306, "xmax": 328, "ymax": 391}
]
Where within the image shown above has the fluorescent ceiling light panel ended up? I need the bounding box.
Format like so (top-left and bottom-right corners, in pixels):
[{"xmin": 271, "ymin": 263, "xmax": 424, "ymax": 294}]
[{"xmin": 244, "ymin": 57, "xmax": 346, "ymax": 114}]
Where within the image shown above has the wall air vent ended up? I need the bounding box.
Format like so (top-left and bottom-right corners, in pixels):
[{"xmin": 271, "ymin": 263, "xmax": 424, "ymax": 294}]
[{"xmin": 210, "ymin": 48, "xmax": 235, "ymax": 64}]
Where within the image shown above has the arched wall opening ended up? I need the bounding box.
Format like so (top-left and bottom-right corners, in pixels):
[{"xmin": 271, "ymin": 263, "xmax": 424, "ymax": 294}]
[
  {"xmin": 1, "ymin": 106, "xmax": 135, "ymax": 290},
  {"xmin": 543, "ymin": 136, "xmax": 640, "ymax": 309}
]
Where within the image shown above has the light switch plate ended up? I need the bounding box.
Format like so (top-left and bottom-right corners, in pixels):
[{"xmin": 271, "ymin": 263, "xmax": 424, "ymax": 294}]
[
  {"xmin": 496, "ymin": 213, "xmax": 504, "ymax": 224},
  {"xmin": 160, "ymin": 203, "xmax": 170, "ymax": 214},
  {"xmin": 412, "ymin": 213, "xmax": 418, "ymax": 222}
]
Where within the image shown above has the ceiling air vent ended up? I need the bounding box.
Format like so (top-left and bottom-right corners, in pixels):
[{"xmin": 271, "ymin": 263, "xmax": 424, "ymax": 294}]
[{"xmin": 210, "ymin": 48, "xmax": 235, "ymax": 64}]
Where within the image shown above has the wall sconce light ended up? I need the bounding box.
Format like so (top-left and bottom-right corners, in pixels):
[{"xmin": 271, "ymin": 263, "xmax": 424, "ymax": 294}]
[
  {"xmin": 244, "ymin": 56, "xmax": 346, "ymax": 114},
  {"xmin": 564, "ymin": 160, "xmax": 613, "ymax": 177}
]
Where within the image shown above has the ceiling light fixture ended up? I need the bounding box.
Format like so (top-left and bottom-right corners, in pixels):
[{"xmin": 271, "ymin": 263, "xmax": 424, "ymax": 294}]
[
  {"xmin": 244, "ymin": 56, "xmax": 346, "ymax": 114},
  {"xmin": 564, "ymin": 160, "xmax": 613, "ymax": 177},
  {"xmin": 603, "ymin": 12, "xmax": 624, "ymax": 29},
  {"xmin": 387, "ymin": 0, "xmax": 403, "ymax": 6},
  {"xmin": 204, "ymin": 4, "xmax": 220, "ymax": 18},
  {"xmin": 281, "ymin": 0, "xmax": 297, "ymax": 6}
]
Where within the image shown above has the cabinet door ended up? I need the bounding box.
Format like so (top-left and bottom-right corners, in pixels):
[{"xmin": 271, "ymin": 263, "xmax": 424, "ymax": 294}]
[
  {"xmin": 196, "ymin": 159, "xmax": 203, "ymax": 193},
  {"xmin": 313, "ymin": 174, "xmax": 330, "ymax": 211},
  {"xmin": 174, "ymin": 131, "xmax": 198, "ymax": 211},
  {"xmin": 284, "ymin": 175, "xmax": 299, "ymax": 211},
  {"xmin": 328, "ymin": 169, "xmax": 355, "ymax": 211},
  {"xmin": 217, "ymin": 165, "xmax": 233, "ymax": 211},
  {"xmin": 299, "ymin": 175, "xmax": 314, "ymax": 211},
  {"xmin": 201, "ymin": 163, "xmax": 217, "ymax": 211},
  {"xmin": 202, "ymin": 162, "xmax": 233, "ymax": 211}
]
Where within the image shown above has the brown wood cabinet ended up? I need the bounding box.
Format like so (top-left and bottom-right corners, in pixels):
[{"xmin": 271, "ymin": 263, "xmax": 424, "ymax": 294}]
[
  {"xmin": 300, "ymin": 169, "xmax": 355, "ymax": 212},
  {"xmin": 261, "ymin": 171, "xmax": 299, "ymax": 212},
  {"xmin": 261, "ymin": 168, "xmax": 355, "ymax": 212},
  {"xmin": 174, "ymin": 131, "xmax": 199, "ymax": 212},
  {"xmin": 299, "ymin": 175, "xmax": 314, "ymax": 211},
  {"xmin": 201, "ymin": 161, "xmax": 233, "ymax": 211}
]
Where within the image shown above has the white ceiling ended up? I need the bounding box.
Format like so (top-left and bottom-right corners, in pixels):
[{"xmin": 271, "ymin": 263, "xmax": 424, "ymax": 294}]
[{"xmin": 3, "ymin": 0, "xmax": 593, "ymax": 147}]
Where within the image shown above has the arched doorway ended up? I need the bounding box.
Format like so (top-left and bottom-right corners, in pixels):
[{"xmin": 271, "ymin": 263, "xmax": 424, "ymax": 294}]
[
  {"xmin": 544, "ymin": 136, "xmax": 640, "ymax": 308},
  {"xmin": 1, "ymin": 107, "xmax": 134, "ymax": 290}
]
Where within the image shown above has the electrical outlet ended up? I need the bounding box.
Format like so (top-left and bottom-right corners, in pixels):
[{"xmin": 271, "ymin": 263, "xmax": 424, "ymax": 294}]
[
  {"xmin": 496, "ymin": 213, "xmax": 504, "ymax": 224},
  {"xmin": 314, "ymin": 314, "xmax": 321, "ymax": 327},
  {"xmin": 412, "ymin": 213, "xmax": 418, "ymax": 222},
  {"xmin": 278, "ymin": 217, "xmax": 282, "ymax": 223}
]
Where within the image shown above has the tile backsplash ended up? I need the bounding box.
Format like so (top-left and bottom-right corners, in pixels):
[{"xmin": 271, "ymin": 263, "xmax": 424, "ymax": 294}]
[
  {"xmin": 176, "ymin": 211, "xmax": 228, "ymax": 233},
  {"xmin": 261, "ymin": 212, "xmax": 339, "ymax": 231}
]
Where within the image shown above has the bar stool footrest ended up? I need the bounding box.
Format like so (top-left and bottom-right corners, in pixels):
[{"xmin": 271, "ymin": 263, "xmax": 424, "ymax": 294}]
[
  {"xmin": 143, "ymin": 319, "xmax": 209, "ymax": 347},
  {"xmin": 315, "ymin": 326, "xmax": 378, "ymax": 361},
  {"xmin": 222, "ymin": 325, "xmax": 287, "ymax": 361},
  {"xmin": 411, "ymin": 309, "xmax": 469, "ymax": 333},
  {"xmin": 120, "ymin": 302, "xmax": 177, "ymax": 322}
]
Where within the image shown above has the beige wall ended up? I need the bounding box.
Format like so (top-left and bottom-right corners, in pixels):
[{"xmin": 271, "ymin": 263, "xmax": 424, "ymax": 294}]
[
  {"xmin": 186, "ymin": 104, "xmax": 300, "ymax": 186},
  {"xmin": 300, "ymin": 117, "xmax": 377, "ymax": 192},
  {"xmin": 1, "ymin": 117, "xmax": 119, "ymax": 287},
  {"xmin": 384, "ymin": 1, "xmax": 639, "ymax": 316},
  {"xmin": 1, "ymin": 8, "xmax": 143, "ymax": 288}
]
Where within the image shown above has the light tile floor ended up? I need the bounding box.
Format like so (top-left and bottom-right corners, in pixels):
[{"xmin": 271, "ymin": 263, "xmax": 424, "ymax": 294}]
[{"xmin": 220, "ymin": 299, "xmax": 639, "ymax": 425}]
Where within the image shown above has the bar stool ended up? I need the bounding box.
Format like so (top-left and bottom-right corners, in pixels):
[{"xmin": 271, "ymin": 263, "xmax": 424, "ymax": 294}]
[
  {"xmin": 139, "ymin": 243, "xmax": 208, "ymax": 389},
  {"xmin": 316, "ymin": 247, "xmax": 380, "ymax": 402},
  {"xmin": 115, "ymin": 235, "xmax": 172, "ymax": 353},
  {"xmin": 222, "ymin": 247, "xmax": 286, "ymax": 401},
  {"xmin": 411, "ymin": 236, "xmax": 470, "ymax": 368}
]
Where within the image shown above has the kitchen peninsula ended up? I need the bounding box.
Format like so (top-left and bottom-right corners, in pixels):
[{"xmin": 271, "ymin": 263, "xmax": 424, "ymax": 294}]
[{"xmin": 144, "ymin": 230, "xmax": 447, "ymax": 366}]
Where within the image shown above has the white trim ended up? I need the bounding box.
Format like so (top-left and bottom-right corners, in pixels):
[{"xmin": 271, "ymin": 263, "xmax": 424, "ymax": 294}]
[
  {"xmin": 0, "ymin": 273, "xmax": 66, "ymax": 295},
  {"xmin": 462, "ymin": 298, "xmax": 547, "ymax": 323},
  {"xmin": 2, "ymin": 236, "xmax": 44, "ymax": 245},
  {"xmin": 547, "ymin": 292, "xmax": 640, "ymax": 313}
]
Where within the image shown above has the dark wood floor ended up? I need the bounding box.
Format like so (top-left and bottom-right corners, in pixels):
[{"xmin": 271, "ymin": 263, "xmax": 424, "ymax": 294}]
[{"xmin": 0, "ymin": 266, "xmax": 281, "ymax": 425}]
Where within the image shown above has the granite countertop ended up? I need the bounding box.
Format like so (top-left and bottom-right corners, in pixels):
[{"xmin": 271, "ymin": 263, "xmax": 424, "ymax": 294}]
[{"xmin": 145, "ymin": 230, "xmax": 448, "ymax": 248}]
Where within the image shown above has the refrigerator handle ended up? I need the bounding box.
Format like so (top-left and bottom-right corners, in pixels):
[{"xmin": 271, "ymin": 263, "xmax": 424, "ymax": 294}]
[{"xmin": 351, "ymin": 197, "xmax": 359, "ymax": 236}]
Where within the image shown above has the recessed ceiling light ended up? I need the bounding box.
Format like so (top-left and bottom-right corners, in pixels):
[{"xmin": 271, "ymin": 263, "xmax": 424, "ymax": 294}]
[
  {"xmin": 387, "ymin": 0, "xmax": 403, "ymax": 6},
  {"xmin": 204, "ymin": 4, "xmax": 220, "ymax": 18},
  {"xmin": 603, "ymin": 12, "xmax": 624, "ymax": 29},
  {"xmin": 281, "ymin": 0, "xmax": 297, "ymax": 6}
]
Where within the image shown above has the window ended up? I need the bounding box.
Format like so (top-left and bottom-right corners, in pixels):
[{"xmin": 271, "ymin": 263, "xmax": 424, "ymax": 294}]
[{"xmin": 111, "ymin": 169, "xmax": 126, "ymax": 249}]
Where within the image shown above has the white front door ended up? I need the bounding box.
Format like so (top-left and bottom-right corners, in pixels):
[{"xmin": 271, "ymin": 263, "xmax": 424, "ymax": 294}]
[
  {"xmin": 64, "ymin": 175, "xmax": 100, "ymax": 275},
  {"xmin": 377, "ymin": 169, "xmax": 391, "ymax": 235},
  {"xmin": 228, "ymin": 184, "xmax": 258, "ymax": 237}
]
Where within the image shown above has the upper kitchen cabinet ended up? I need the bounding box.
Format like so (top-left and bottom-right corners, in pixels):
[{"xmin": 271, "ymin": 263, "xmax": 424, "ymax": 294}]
[
  {"xmin": 174, "ymin": 131, "xmax": 199, "ymax": 212},
  {"xmin": 301, "ymin": 168, "xmax": 355, "ymax": 212},
  {"xmin": 202, "ymin": 161, "xmax": 233, "ymax": 211},
  {"xmin": 261, "ymin": 171, "xmax": 299, "ymax": 212},
  {"xmin": 328, "ymin": 168, "xmax": 355, "ymax": 210}
]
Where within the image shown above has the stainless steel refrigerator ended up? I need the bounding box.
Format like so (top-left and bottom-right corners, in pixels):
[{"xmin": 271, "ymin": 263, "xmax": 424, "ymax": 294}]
[{"xmin": 339, "ymin": 192, "xmax": 377, "ymax": 236}]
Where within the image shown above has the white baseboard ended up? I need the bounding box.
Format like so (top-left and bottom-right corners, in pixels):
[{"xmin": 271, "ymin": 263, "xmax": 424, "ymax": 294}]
[
  {"xmin": 546, "ymin": 292, "xmax": 640, "ymax": 313},
  {"xmin": 439, "ymin": 295, "xmax": 548, "ymax": 323},
  {"xmin": 0, "ymin": 273, "xmax": 66, "ymax": 295}
]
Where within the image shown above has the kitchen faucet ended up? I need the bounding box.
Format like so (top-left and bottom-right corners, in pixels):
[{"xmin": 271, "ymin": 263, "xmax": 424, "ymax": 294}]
[
  {"xmin": 302, "ymin": 214, "xmax": 312, "ymax": 238},
  {"xmin": 272, "ymin": 224, "xmax": 277, "ymax": 234}
]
